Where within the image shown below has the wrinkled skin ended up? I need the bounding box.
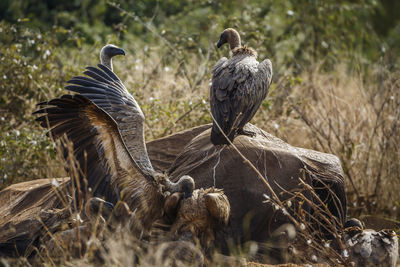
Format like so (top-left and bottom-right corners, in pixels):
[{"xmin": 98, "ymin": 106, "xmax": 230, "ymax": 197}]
[{"xmin": 147, "ymin": 124, "xmax": 347, "ymax": 253}]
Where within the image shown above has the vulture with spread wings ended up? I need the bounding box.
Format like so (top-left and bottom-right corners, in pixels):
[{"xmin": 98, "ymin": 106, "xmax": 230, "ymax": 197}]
[
  {"xmin": 210, "ymin": 28, "xmax": 273, "ymax": 145},
  {"xmin": 35, "ymin": 54, "xmax": 194, "ymax": 233}
]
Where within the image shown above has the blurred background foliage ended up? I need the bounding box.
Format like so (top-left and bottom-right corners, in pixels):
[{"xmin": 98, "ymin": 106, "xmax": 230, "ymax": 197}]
[
  {"xmin": 0, "ymin": 0, "xmax": 399, "ymax": 219},
  {"xmin": 1, "ymin": 0, "xmax": 399, "ymax": 65}
]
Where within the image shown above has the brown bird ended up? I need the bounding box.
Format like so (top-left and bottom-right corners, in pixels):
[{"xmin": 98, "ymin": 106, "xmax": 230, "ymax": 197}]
[
  {"xmin": 210, "ymin": 28, "xmax": 273, "ymax": 145},
  {"xmin": 99, "ymin": 44, "xmax": 125, "ymax": 71},
  {"xmin": 34, "ymin": 63, "xmax": 194, "ymax": 235}
]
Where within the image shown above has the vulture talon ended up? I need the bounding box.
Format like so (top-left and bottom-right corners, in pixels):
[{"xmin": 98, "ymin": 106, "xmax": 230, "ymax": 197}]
[{"xmin": 237, "ymin": 128, "xmax": 256, "ymax": 138}]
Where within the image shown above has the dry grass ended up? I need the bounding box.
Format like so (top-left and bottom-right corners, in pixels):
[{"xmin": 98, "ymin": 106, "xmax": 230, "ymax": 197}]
[
  {"xmin": 254, "ymin": 64, "xmax": 400, "ymax": 218},
  {"xmin": 1, "ymin": 24, "xmax": 399, "ymax": 265}
]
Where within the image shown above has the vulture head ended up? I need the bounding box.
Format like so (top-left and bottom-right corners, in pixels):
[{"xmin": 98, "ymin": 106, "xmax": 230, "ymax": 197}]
[
  {"xmin": 344, "ymin": 218, "xmax": 364, "ymax": 231},
  {"xmin": 164, "ymin": 175, "xmax": 195, "ymax": 199},
  {"xmin": 217, "ymin": 28, "xmax": 241, "ymax": 50},
  {"xmin": 100, "ymin": 44, "xmax": 125, "ymax": 71}
]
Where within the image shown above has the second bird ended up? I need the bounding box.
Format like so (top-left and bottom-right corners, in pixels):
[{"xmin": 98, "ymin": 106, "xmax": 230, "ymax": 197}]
[{"xmin": 210, "ymin": 28, "xmax": 273, "ymax": 145}]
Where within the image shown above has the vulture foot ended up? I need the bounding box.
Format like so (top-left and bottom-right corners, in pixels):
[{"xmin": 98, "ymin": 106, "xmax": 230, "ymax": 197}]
[{"xmin": 237, "ymin": 128, "xmax": 256, "ymax": 138}]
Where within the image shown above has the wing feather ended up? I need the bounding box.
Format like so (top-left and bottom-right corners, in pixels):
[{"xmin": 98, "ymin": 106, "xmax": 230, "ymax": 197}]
[
  {"xmin": 83, "ymin": 68, "xmax": 111, "ymax": 84},
  {"xmin": 236, "ymin": 58, "xmax": 272, "ymax": 130},
  {"xmin": 34, "ymin": 94, "xmax": 154, "ymax": 205},
  {"xmin": 210, "ymin": 54, "xmax": 272, "ymax": 145},
  {"xmin": 66, "ymin": 64, "xmax": 154, "ymax": 174}
]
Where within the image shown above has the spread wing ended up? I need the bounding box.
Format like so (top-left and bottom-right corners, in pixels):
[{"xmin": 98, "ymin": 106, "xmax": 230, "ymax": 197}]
[
  {"xmin": 210, "ymin": 55, "xmax": 272, "ymax": 144},
  {"xmin": 65, "ymin": 64, "xmax": 154, "ymax": 174},
  {"xmin": 34, "ymin": 94, "xmax": 154, "ymax": 204}
]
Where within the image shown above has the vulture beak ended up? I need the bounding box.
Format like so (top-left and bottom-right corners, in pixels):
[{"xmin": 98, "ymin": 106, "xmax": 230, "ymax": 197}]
[
  {"xmin": 216, "ymin": 33, "xmax": 227, "ymax": 49},
  {"xmin": 115, "ymin": 47, "xmax": 126, "ymax": 56},
  {"xmin": 216, "ymin": 39, "xmax": 223, "ymax": 48},
  {"xmin": 104, "ymin": 200, "xmax": 115, "ymax": 210}
]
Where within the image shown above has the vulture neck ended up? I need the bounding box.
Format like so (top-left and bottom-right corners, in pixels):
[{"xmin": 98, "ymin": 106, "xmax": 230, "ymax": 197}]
[
  {"xmin": 100, "ymin": 53, "xmax": 113, "ymax": 71},
  {"xmin": 228, "ymin": 30, "xmax": 241, "ymax": 50},
  {"xmin": 232, "ymin": 46, "xmax": 258, "ymax": 58},
  {"xmin": 227, "ymin": 29, "xmax": 257, "ymax": 58}
]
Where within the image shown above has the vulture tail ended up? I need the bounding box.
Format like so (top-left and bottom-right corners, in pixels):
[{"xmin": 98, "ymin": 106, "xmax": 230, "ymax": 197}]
[{"xmin": 210, "ymin": 126, "xmax": 234, "ymax": 145}]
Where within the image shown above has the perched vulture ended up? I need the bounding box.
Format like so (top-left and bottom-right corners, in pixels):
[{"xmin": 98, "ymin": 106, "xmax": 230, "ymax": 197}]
[
  {"xmin": 210, "ymin": 28, "xmax": 272, "ymax": 145},
  {"xmin": 99, "ymin": 44, "xmax": 125, "ymax": 71},
  {"xmin": 343, "ymin": 218, "xmax": 399, "ymax": 267},
  {"xmin": 34, "ymin": 61, "xmax": 194, "ymax": 234}
]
